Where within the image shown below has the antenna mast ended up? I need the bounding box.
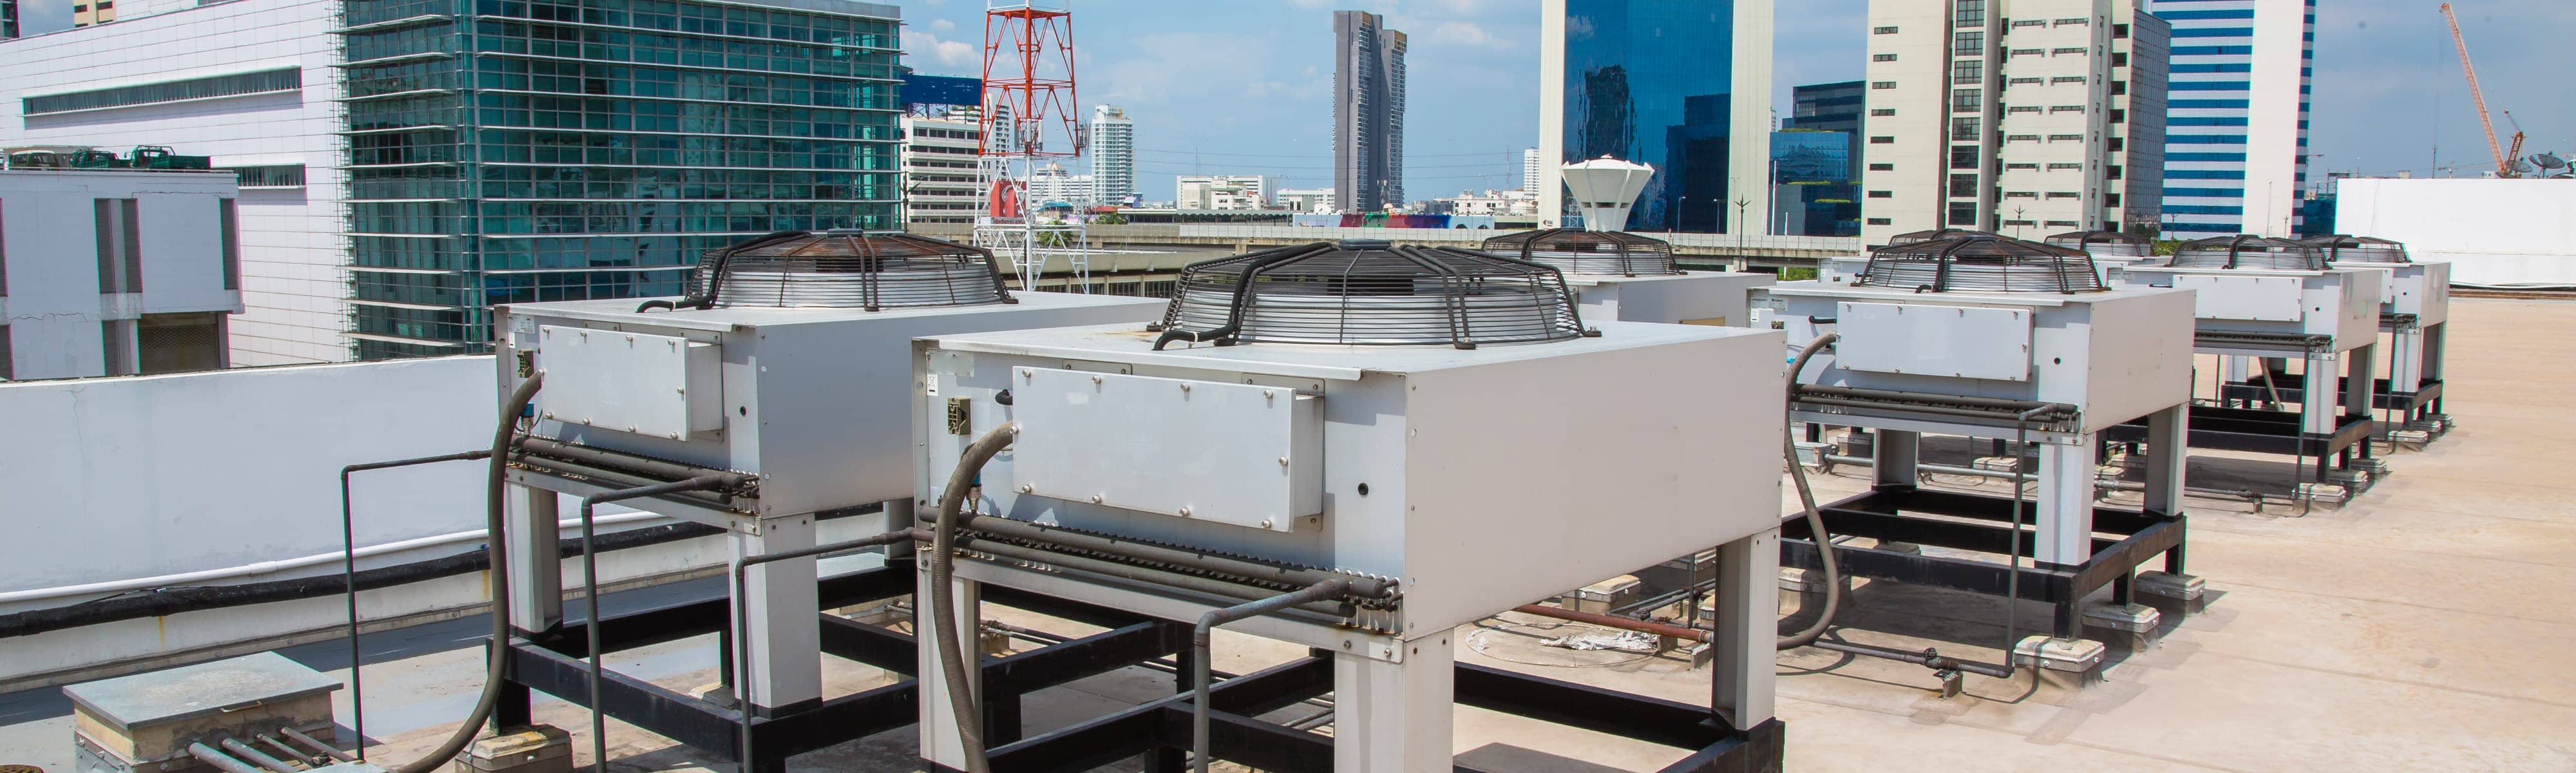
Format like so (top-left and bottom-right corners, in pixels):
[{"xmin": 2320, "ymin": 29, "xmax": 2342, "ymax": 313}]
[{"xmin": 974, "ymin": 1, "xmax": 1089, "ymax": 291}]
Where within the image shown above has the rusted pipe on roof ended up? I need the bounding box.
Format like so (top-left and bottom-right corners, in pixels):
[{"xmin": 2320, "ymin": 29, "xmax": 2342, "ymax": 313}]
[{"xmin": 1510, "ymin": 604, "xmax": 1710, "ymax": 643}]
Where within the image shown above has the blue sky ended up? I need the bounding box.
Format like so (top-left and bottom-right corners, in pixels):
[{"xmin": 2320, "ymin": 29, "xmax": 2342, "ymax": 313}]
[{"xmin": 14, "ymin": 0, "xmax": 2571, "ymax": 195}]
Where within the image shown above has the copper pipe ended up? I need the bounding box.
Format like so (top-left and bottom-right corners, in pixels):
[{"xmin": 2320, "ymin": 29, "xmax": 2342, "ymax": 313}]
[{"xmin": 1511, "ymin": 604, "xmax": 1709, "ymax": 643}]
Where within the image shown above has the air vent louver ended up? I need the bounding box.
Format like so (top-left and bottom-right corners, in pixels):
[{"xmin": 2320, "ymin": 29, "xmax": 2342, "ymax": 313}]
[
  {"xmin": 1478, "ymin": 228, "xmax": 1680, "ymax": 277},
  {"xmin": 2168, "ymin": 235, "xmax": 2331, "ymax": 271},
  {"xmin": 681, "ymin": 230, "xmax": 1013, "ymax": 309},
  {"xmin": 1860, "ymin": 231, "xmax": 2107, "ymax": 293}
]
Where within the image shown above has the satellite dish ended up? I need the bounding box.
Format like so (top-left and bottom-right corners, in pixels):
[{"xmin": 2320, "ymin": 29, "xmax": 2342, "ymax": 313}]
[
  {"xmin": 2508, "ymin": 158, "xmax": 2536, "ymax": 175},
  {"xmin": 2533, "ymin": 153, "xmax": 2570, "ymax": 171}
]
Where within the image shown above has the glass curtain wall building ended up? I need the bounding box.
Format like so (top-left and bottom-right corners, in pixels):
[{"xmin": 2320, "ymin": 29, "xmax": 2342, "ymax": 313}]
[
  {"xmin": 336, "ymin": 0, "xmax": 901, "ymax": 358},
  {"xmin": 2145, "ymin": 0, "xmax": 2313, "ymax": 238},
  {"xmin": 1780, "ymin": 81, "xmax": 1863, "ymax": 236},
  {"xmin": 1539, "ymin": 0, "xmax": 1771, "ymax": 234}
]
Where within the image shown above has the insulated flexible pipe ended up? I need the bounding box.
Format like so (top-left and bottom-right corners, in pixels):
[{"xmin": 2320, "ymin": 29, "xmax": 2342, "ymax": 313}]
[
  {"xmin": 1192, "ymin": 580, "xmax": 1350, "ymax": 773},
  {"xmin": 1778, "ymin": 334, "xmax": 1845, "ymax": 650},
  {"xmin": 388, "ymin": 374, "xmax": 542, "ymax": 773},
  {"xmin": 927, "ymin": 423, "xmax": 1021, "ymax": 773}
]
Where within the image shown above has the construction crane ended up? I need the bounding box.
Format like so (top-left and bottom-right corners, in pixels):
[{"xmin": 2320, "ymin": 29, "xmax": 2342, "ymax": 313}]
[
  {"xmin": 2503, "ymin": 110, "xmax": 2530, "ymax": 173},
  {"xmin": 2439, "ymin": 3, "xmax": 2517, "ymax": 177}
]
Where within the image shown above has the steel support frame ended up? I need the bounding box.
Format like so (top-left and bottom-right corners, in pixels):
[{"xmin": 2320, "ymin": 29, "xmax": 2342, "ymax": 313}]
[
  {"xmin": 493, "ymin": 561, "xmax": 1192, "ymax": 773},
  {"xmin": 2109, "ymin": 405, "xmax": 2374, "ymax": 484},
  {"xmin": 1779, "ymin": 486, "xmax": 2188, "ymax": 639},
  {"xmin": 2215, "ymin": 372, "xmax": 2448, "ymax": 432},
  {"xmin": 976, "ymin": 654, "xmax": 1785, "ymax": 773}
]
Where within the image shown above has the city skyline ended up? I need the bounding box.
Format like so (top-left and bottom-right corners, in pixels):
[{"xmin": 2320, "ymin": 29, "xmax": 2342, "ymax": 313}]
[{"xmin": 8, "ymin": 0, "xmax": 2568, "ymax": 203}]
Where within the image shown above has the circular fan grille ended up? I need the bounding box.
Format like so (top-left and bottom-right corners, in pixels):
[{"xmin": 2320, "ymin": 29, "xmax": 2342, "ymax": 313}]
[
  {"xmin": 1477, "ymin": 228, "xmax": 1680, "ymax": 276},
  {"xmin": 1861, "ymin": 231, "xmax": 2108, "ymax": 293},
  {"xmin": 2169, "ymin": 235, "xmax": 2330, "ymax": 271},
  {"xmin": 2044, "ymin": 230, "xmax": 2154, "ymax": 258},
  {"xmin": 2300, "ymin": 234, "xmax": 2411, "ymax": 264},
  {"xmin": 681, "ymin": 230, "xmax": 1013, "ymax": 309},
  {"xmin": 1887, "ymin": 228, "xmax": 1991, "ymax": 246},
  {"xmin": 1155, "ymin": 240, "xmax": 1588, "ymax": 349}
]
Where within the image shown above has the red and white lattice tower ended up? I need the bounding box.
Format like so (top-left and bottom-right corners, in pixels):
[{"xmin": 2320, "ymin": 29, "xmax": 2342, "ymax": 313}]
[{"xmin": 972, "ymin": 1, "xmax": 1088, "ymax": 291}]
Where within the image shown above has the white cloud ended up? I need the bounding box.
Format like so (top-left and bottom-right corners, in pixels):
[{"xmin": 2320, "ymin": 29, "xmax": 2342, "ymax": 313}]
[
  {"xmin": 905, "ymin": 27, "xmax": 982, "ymax": 71},
  {"xmin": 930, "ymin": 18, "xmax": 956, "ymax": 32},
  {"xmin": 1419, "ymin": 20, "xmax": 1510, "ymax": 48}
]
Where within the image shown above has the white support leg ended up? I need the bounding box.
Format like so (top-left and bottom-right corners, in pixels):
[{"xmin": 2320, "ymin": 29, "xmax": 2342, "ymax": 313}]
[
  {"xmin": 1333, "ymin": 638, "xmax": 1454, "ymax": 772},
  {"xmin": 2344, "ymin": 343, "xmax": 2378, "ymax": 419},
  {"xmin": 2032, "ymin": 437, "xmax": 2097, "ymax": 566},
  {"xmin": 735, "ymin": 515, "xmax": 821, "ymax": 712},
  {"xmin": 1873, "ymin": 429, "xmax": 1920, "ymax": 487},
  {"xmin": 879, "ymin": 498, "xmax": 916, "ymax": 561},
  {"xmin": 2299, "ymin": 351, "xmax": 2338, "ymax": 434},
  {"xmin": 915, "ymin": 570, "xmax": 982, "ymax": 771},
  {"xmin": 2142, "ymin": 405, "xmax": 2187, "ymax": 516},
  {"xmin": 503, "ymin": 484, "xmax": 562, "ymax": 635},
  {"xmin": 2222, "ymin": 356, "xmax": 2251, "ymax": 388},
  {"xmin": 2387, "ymin": 325, "xmax": 2423, "ymax": 397},
  {"xmin": 1711, "ymin": 528, "xmax": 1778, "ymax": 729}
]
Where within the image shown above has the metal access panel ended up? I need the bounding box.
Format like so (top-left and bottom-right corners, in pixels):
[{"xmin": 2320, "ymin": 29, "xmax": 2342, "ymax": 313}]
[
  {"xmin": 2172, "ymin": 274, "xmax": 2304, "ymax": 322},
  {"xmin": 536, "ymin": 325, "xmax": 723, "ymax": 440},
  {"xmin": 1010, "ymin": 368, "xmax": 1322, "ymax": 531},
  {"xmin": 1833, "ymin": 301, "xmax": 2033, "ymax": 381}
]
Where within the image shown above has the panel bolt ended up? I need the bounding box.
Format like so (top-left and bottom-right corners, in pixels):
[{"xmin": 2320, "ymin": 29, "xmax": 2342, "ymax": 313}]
[
  {"xmin": 1259, "ymin": 519, "xmax": 1274, "ymax": 528},
  {"xmin": 1277, "ymin": 456, "xmax": 1289, "ymax": 466},
  {"xmin": 1091, "ymin": 375, "xmax": 1103, "ymax": 384},
  {"xmin": 1090, "ymin": 495, "xmax": 1104, "ymax": 504},
  {"xmin": 1017, "ymin": 484, "xmax": 1034, "ymax": 493},
  {"xmin": 1178, "ymin": 507, "xmax": 1193, "ymax": 517},
  {"xmin": 1179, "ymin": 383, "xmax": 1191, "ymax": 392}
]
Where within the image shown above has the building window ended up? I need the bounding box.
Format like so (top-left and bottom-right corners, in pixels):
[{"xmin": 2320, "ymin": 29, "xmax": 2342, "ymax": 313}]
[
  {"xmin": 94, "ymin": 198, "xmax": 142, "ymax": 294},
  {"xmin": 2050, "ymin": 105, "xmax": 2085, "ymax": 113},
  {"xmin": 1953, "ymin": 90, "xmax": 1983, "ymax": 111},
  {"xmin": 1871, "ymin": 81, "xmax": 1897, "ymax": 90},
  {"xmin": 1870, "ymin": 136, "xmax": 1895, "ymax": 144},
  {"xmin": 138, "ymin": 312, "xmax": 225, "ymax": 374},
  {"xmin": 2112, "ymin": 23, "xmax": 2130, "ymax": 39},
  {"xmin": 2108, "ymin": 138, "xmax": 2125, "ymax": 152},
  {"xmin": 2006, "ymin": 134, "xmax": 2040, "ymax": 142},
  {"xmin": 1953, "ymin": 60, "xmax": 1983, "ymax": 85},
  {"xmin": 2049, "ymin": 162, "xmax": 2085, "ymax": 170},
  {"xmin": 2005, "ymin": 162, "xmax": 2040, "ymax": 170},
  {"xmin": 2008, "ymin": 106, "xmax": 2041, "ymax": 113},
  {"xmin": 2052, "ymin": 47, "xmax": 2087, "ymax": 56},
  {"xmin": 1869, "ymin": 163, "xmax": 1895, "ymax": 171},
  {"xmin": 2049, "ymin": 133, "xmax": 2083, "ymax": 142},
  {"xmin": 2011, "ymin": 19, "xmax": 2045, "ymax": 28},
  {"xmin": 218, "ymin": 198, "xmax": 241, "ymax": 291},
  {"xmin": 2106, "ymin": 165, "xmax": 2124, "ymax": 179},
  {"xmin": 2109, "ymin": 109, "xmax": 2126, "ymax": 124},
  {"xmin": 219, "ymin": 164, "xmax": 307, "ymax": 188},
  {"xmin": 2050, "ymin": 77, "xmax": 2087, "ymax": 85},
  {"xmin": 1950, "ymin": 117, "xmax": 1980, "ymax": 141},
  {"xmin": 24, "ymin": 67, "xmax": 302, "ymax": 115},
  {"xmin": 2112, "ymin": 52, "xmax": 2129, "ymax": 67},
  {"xmin": 1951, "ymin": 146, "xmax": 1980, "ymax": 169},
  {"xmin": 1953, "ymin": 0, "xmax": 1984, "ymax": 26},
  {"xmin": 1868, "ymin": 191, "xmax": 1893, "ymax": 198},
  {"xmin": 2054, "ymin": 17, "xmax": 2088, "ymax": 26},
  {"xmin": 2009, "ymin": 77, "xmax": 2043, "ymax": 85},
  {"xmin": 1951, "ymin": 173, "xmax": 1979, "ymax": 193},
  {"xmin": 1867, "ymin": 218, "xmax": 1893, "ymax": 225},
  {"xmin": 2005, "ymin": 191, "xmax": 2038, "ymax": 199},
  {"xmin": 1954, "ymin": 31, "xmax": 1985, "ymax": 55},
  {"xmin": 2009, "ymin": 48, "xmax": 2043, "ymax": 57},
  {"xmin": 2111, "ymin": 81, "xmax": 2128, "ymax": 95},
  {"xmin": 2047, "ymin": 192, "xmax": 2080, "ymax": 200},
  {"xmin": 1947, "ymin": 202, "xmax": 1979, "ymax": 225},
  {"xmin": 1870, "ymin": 108, "xmax": 1896, "ymax": 117},
  {"xmin": 1874, "ymin": 53, "xmax": 1899, "ymax": 62},
  {"xmin": 1874, "ymin": 25, "xmax": 1900, "ymax": 34}
]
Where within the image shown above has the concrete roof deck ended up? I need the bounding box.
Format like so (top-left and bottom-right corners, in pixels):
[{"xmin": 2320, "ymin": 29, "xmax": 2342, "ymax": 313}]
[{"xmin": 3, "ymin": 298, "xmax": 2570, "ymax": 772}]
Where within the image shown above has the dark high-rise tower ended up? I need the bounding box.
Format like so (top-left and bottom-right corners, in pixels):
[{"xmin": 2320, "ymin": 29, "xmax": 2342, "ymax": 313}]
[
  {"xmin": 1333, "ymin": 10, "xmax": 1406, "ymax": 213},
  {"xmin": 2, "ymin": 0, "xmax": 19, "ymax": 39}
]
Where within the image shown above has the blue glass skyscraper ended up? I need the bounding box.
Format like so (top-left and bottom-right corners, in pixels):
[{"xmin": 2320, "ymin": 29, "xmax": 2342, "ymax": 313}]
[
  {"xmin": 2146, "ymin": 0, "xmax": 2314, "ymax": 238},
  {"xmin": 1539, "ymin": 0, "xmax": 1770, "ymax": 234}
]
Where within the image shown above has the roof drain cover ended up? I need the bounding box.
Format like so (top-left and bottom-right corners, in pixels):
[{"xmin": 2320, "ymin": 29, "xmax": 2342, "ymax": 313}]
[
  {"xmin": 1153, "ymin": 239, "xmax": 1591, "ymax": 350},
  {"xmin": 1859, "ymin": 231, "xmax": 2108, "ymax": 293},
  {"xmin": 685, "ymin": 229, "xmax": 1015, "ymax": 310}
]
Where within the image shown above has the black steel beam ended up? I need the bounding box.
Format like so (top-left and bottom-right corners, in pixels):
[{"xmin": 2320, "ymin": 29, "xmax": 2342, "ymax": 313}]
[
  {"xmin": 1454, "ymin": 664, "xmax": 1724, "ymax": 750},
  {"xmin": 986, "ymin": 656, "xmax": 1333, "ymax": 773},
  {"xmin": 1152, "ymin": 705, "xmax": 1332, "ymax": 773},
  {"xmin": 984, "ymin": 620, "xmax": 1189, "ymax": 696},
  {"xmin": 755, "ymin": 682, "xmax": 918, "ymax": 758},
  {"xmin": 1654, "ymin": 719, "xmax": 1786, "ymax": 773},
  {"xmin": 506, "ymin": 638, "xmax": 744, "ymax": 754},
  {"xmin": 818, "ymin": 614, "xmax": 916, "ymax": 673},
  {"xmin": 1781, "ymin": 539, "xmax": 2080, "ymax": 602}
]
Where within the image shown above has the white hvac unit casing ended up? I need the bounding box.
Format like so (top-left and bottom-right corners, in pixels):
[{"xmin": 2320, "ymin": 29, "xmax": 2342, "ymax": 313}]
[
  {"xmin": 2354, "ymin": 260, "xmax": 2450, "ymax": 325},
  {"xmin": 497, "ymin": 294, "xmax": 1168, "ymax": 518},
  {"xmin": 1754, "ymin": 282, "xmax": 2197, "ymax": 437},
  {"xmin": 2114, "ymin": 266, "xmax": 2383, "ymax": 355},
  {"xmin": 1571, "ymin": 271, "xmax": 1774, "ymax": 327},
  {"xmin": 1827, "ymin": 253, "xmax": 2163, "ymax": 287},
  {"xmin": 912, "ymin": 320, "xmax": 1786, "ymax": 637}
]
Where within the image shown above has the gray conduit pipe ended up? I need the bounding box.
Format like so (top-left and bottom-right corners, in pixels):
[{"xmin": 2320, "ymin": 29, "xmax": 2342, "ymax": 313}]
[
  {"xmin": 927, "ymin": 423, "xmax": 1022, "ymax": 773},
  {"xmin": 385, "ymin": 373, "xmax": 544, "ymax": 773},
  {"xmin": 1777, "ymin": 334, "xmax": 1844, "ymax": 651},
  {"xmin": 1193, "ymin": 580, "xmax": 1351, "ymax": 773},
  {"xmin": 574, "ymin": 474, "xmax": 747, "ymax": 773},
  {"xmin": 188, "ymin": 743, "xmax": 270, "ymax": 773}
]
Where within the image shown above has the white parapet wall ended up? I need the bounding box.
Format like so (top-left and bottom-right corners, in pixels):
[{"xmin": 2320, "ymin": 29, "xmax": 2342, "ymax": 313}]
[
  {"xmin": 2333, "ymin": 178, "xmax": 2576, "ymax": 287},
  {"xmin": 0, "ymin": 356, "xmax": 784, "ymax": 689}
]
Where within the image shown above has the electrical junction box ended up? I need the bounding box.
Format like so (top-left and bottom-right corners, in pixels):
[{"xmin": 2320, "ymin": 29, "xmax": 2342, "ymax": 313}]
[
  {"xmin": 535, "ymin": 326, "xmax": 724, "ymax": 440},
  {"xmin": 1009, "ymin": 368, "xmax": 1323, "ymax": 531},
  {"xmin": 62, "ymin": 653, "xmax": 341, "ymax": 773},
  {"xmin": 1833, "ymin": 302, "xmax": 2033, "ymax": 381}
]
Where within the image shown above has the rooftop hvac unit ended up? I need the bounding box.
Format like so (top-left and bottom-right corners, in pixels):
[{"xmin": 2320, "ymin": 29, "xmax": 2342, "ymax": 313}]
[
  {"xmin": 2295, "ymin": 234, "xmax": 2454, "ymax": 439},
  {"xmin": 1481, "ymin": 227, "xmax": 1774, "ymax": 328},
  {"xmin": 2045, "ymin": 230, "xmax": 2165, "ymax": 283},
  {"xmin": 911, "ymin": 239, "xmax": 1788, "ymax": 771},
  {"xmin": 2115, "ymin": 235, "xmax": 2389, "ymax": 496},
  {"xmin": 491, "ymin": 230, "xmax": 1165, "ymax": 712},
  {"xmin": 1752, "ymin": 231, "xmax": 2201, "ymax": 676}
]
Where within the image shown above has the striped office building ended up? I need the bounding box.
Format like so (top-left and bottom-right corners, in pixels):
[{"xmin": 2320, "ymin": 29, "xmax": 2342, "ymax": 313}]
[{"xmin": 2145, "ymin": 0, "xmax": 2312, "ymax": 238}]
